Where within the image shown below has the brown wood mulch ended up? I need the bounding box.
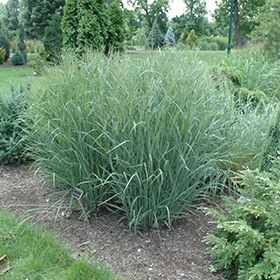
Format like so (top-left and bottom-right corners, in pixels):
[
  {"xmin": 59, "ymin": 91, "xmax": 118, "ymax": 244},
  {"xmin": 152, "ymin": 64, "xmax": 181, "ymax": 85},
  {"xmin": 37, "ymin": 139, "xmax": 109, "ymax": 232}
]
[{"xmin": 0, "ymin": 164, "xmax": 225, "ymax": 280}]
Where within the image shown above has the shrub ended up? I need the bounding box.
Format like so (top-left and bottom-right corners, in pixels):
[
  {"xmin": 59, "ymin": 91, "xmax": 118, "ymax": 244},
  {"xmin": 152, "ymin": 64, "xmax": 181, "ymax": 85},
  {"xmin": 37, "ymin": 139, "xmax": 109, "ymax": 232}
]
[
  {"xmin": 28, "ymin": 54, "xmax": 46, "ymax": 76},
  {"xmin": 208, "ymin": 42, "xmax": 219, "ymax": 51},
  {"xmin": 0, "ymin": 89, "xmax": 28, "ymax": 164},
  {"xmin": 199, "ymin": 37, "xmax": 227, "ymax": 51},
  {"xmin": 186, "ymin": 30, "xmax": 198, "ymax": 49},
  {"xmin": 12, "ymin": 51, "xmax": 26, "ymax": 65},
  {"xmin": 43, "ymin": 14, "xmax": 63, "ymax": 62},
  {"xmin": 205, "ymin": 157, "xmax": 280, "ymax": 279},
  {"xmin": 260, "ymin": 109, "xmax": 280, "ymax": 172},
  {"xmin": 235, "ymin": 88, "xmax": 268, "ymax": 109},
  {"xmin": 211, "ymin": 65, "xmax": 243, "ymax": 89},
  {"xmin": 17, "ymin": 26, "xmax": 27, "ymax": 63},
  {"xmin": 212, "ymin": 52, "xmax": 280, "ymax": 101},
  {"xmin": 0, "ymin": 47, "xmax": 6, "ymax": 64},
  {"xmin": 26, "ymin": 40, "xmax": 44, "ymax": 54},
  {"xmin": 0, "ymin": 34, "xmax": 10, "ymax": 61},
  {"xmin": 208, "ymin": 36, "xmax": 227, "ymax": 51},
  {"xmin": 212, "ymin": 65, "xmax": 270, "ymax": 110},
  {"xmin": 199, "ymin": 41, "xmax": 209, "ymax": 51},
  {"xmin": 26, "ymin": 53, "xmax": 271, "ymax": 231}
]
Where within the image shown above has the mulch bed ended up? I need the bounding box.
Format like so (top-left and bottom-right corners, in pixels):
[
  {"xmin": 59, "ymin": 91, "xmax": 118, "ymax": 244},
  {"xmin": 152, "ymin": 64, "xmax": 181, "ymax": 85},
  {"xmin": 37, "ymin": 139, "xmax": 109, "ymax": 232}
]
[{"xmin": 0, "ymin": 164, "xmax": 225, "ymax": 280}]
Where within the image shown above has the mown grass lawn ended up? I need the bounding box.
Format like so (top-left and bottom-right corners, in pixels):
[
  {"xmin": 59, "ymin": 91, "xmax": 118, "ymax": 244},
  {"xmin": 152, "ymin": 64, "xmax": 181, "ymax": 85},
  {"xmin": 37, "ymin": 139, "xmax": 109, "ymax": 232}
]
[
  {"xmin": 0, "ymin": 50, "xmax": 243, "ymax": 96},
  {"xmin": 0, "ymin": 66, "xmax": 34, "ymax": 95},
  {"xmin": 0, "ymin": 211, "xmax": 121, "ymax": 280}
]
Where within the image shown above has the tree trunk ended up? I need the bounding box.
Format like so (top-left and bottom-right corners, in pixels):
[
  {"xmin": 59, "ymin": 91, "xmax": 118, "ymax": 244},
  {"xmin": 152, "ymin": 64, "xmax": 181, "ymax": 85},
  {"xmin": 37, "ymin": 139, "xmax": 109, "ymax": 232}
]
[{"xmin": 234, "ymin": 0, "xmax": 242, "ymax": 48}]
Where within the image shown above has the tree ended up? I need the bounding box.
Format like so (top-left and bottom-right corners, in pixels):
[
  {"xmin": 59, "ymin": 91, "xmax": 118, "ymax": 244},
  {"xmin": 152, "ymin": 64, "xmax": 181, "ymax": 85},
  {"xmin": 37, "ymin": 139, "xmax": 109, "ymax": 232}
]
[
  {"xmin": 62, "ymin": 0, "xmax": 109, "ymax": 55},
  {"xmin": 43, "ymin": 14, "xmax": 63, "ymax": 61},
  {"xmin": 164, "ymin": 26, "xmax": 176, "ymax": 47},
  {"xmin": 5, "ymin": 0, "xmax": 19, "ymax": 38},
  {"xmin": 0, "ymin": 4, "xmax": 6, "ymax": 32},
  {"xmin": 131, "ymin": 27, "xmax": 146, "ymax": 47},
  {"xmin": 21, "ymin": 0, "xmax": 65, "ymax": 39},
  {"xmin": 171, "ymin": 0, "xmax": 207, "ymax": 40},
  {"xmin": 254, "ymin": 0, "xmax": 280, "ymax": 58},
  {"xmin": 184, "ymin": 0, "xmax": 207, "ymax": 33},
  {"xmin": 124, "ymin": 8, "xmax": 142, "ymax": 41},
  {"xmin": 17, "ymin": 26, "xmax": 27, "ymax": 62},
  {"xmin": 12, "ymin": 26, "xmax": 26, "ymax": 65},
  {"xmin": 76, "ymin": 0, "xmax": 109, "ymax": 55},
  {"xmin": 128, "ymin": 0, "xmax": 169, "ymax": 35},
  {"xmin": 146, "ymin": 20, "xmax": 164, "ymax": 49},
  {"xmin": 105, "ymin": 0, "xmax": 126, "ymax": 54},
  {"xmin": 61, "ymin": 0, "xmax": 78, "ymax": 51},
  {"xmin": 214, "ymin": 0, "xmax": 266, "ymax": 48}
]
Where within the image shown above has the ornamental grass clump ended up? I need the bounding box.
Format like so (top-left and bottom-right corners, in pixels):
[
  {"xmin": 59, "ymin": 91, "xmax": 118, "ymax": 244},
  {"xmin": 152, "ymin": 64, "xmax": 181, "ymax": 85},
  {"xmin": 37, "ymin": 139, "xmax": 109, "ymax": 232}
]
[{"xmin": 26, "ymin": 52, "xmax": 271, "ymax": 231}]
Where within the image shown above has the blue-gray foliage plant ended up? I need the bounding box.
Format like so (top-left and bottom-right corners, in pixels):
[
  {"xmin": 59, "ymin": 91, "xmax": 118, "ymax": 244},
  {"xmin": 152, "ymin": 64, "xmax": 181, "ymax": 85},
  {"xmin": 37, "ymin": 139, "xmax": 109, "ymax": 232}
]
[{"xmin": 164, "ymin": 26, "xmax": 176, "ymax": 47}]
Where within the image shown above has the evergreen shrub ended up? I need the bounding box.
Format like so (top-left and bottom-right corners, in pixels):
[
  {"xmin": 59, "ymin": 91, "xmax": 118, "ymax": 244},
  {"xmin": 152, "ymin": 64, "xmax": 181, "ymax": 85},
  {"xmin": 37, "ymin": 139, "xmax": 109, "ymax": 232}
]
[
  {"xmin": 12, "ymin": 51, "xmax": 25, "ymax": 65},
  {"xmin": 43, "ymin": 14, "xmax": 63, "ymax": 61},
  {"xmin": 0, "ymin": 89, "xmax": 28, "ymax": 164},
  {"xmin": 205, "ymin": 157, "xmax": 280, "ymax": 279}
]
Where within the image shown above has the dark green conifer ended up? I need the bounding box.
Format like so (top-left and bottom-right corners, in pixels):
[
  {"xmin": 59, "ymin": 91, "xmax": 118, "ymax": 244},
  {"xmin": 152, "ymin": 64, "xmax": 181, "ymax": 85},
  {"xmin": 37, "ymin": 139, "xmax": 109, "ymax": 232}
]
[
  {"xmin": 105, "ymin": 0, "xmax": 126, "ymax": 54},
  {"xmin": 146, "ymin": 20, "xmax": 164, "ymax": 49}
]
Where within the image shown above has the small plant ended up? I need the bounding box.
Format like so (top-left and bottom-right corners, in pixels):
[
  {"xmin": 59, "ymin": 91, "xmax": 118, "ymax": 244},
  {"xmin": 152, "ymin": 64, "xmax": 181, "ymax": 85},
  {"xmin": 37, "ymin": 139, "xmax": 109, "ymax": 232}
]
[
  {"xmin": 0, "ymin": 47, "xmax": 6, "ymax": 64},
  {"xmin": 12, "ymin": 51, "xmax": 26, "ymax": 66},
  {"xmin": 0, "ymin": 88, "xmax": 28, "ymax": 164},
  {"xmin": 205, "ymin": 157, "xmax": 280, "ymax": 279}
]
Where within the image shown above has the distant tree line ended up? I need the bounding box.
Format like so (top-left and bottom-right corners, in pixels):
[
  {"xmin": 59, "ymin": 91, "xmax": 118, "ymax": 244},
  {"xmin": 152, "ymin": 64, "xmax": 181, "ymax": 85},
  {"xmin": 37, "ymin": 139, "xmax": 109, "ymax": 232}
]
[{"xmin": 0, "ymin": 0, "xmax": 278, "ymax": 61}]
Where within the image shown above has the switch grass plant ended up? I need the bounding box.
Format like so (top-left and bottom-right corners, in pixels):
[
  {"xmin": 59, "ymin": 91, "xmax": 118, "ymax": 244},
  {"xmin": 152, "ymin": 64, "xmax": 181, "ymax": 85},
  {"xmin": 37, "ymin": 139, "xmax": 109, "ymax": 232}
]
[{"xmin": 26, "ymin": 52, "xmax": 272, "ymax": 231}]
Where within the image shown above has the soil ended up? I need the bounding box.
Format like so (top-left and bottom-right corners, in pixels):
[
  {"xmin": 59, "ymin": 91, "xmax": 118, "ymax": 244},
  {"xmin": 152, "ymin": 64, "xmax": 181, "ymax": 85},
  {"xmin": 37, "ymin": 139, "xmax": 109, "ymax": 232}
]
[{"xmin": 0, "ymin": 164, "xmax": 225, "ymax": 280}]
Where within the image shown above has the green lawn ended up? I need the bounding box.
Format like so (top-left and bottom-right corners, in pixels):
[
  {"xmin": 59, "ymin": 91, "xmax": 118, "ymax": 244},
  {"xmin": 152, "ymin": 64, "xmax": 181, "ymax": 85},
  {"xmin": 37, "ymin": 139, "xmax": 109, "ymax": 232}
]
[
  {"xmin": 0, "ymin": 211, "xmax": 121, "ymax": 280},
  {"xmin": 0, "ymin": 66, "xmax": 34, "ymax": 95},
  {"xmin": 0, "ymin": 50, "xmax": 245, "ymax": 96}
]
